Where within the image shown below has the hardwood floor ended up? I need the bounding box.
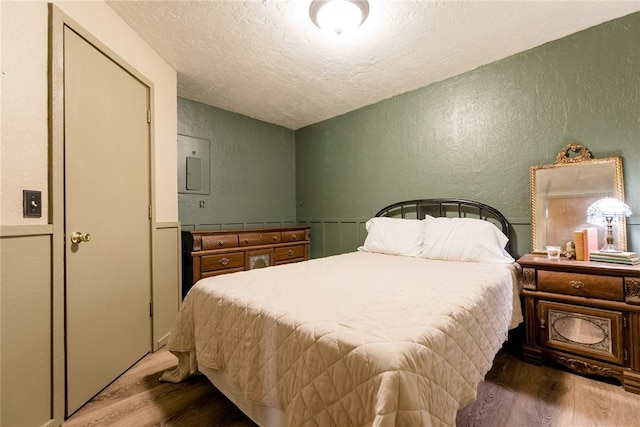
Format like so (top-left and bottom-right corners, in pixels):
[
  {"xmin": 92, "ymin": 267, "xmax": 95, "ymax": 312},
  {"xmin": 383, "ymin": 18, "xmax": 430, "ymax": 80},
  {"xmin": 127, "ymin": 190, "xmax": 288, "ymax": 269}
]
[
  {"xmin": 457, "ymin": 350, "xmax": 640, "ymax": 427},
  {"xmin": 64, "ymin": 347, "xmax": 640, "ymax": 427},
  {"xmin": 62, "ymin": 349, "xmax": 255, "ymax": 427}
]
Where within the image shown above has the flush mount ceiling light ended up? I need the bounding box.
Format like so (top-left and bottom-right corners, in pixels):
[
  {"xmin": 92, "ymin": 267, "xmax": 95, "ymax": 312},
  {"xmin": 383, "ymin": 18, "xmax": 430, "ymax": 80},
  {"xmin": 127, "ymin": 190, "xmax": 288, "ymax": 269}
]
[{"xmin": 309, "ymin": 0, "xmax": 370, "ymax": 35}]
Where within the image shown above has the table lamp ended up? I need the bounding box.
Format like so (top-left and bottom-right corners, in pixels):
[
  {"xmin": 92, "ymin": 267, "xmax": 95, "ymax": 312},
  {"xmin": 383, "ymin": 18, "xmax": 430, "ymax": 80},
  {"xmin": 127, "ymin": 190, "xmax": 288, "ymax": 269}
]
[{"xmin": 586, "ymin": 197, "xmax": 632, "ymax": 252}]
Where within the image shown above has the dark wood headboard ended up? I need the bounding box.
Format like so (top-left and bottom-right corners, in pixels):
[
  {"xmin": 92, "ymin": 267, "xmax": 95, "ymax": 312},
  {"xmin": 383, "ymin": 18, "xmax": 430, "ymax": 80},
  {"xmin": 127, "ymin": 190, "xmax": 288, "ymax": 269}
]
[{"xmin": 375, "ymin": 198, "xmax": 512, "ymax": 255}]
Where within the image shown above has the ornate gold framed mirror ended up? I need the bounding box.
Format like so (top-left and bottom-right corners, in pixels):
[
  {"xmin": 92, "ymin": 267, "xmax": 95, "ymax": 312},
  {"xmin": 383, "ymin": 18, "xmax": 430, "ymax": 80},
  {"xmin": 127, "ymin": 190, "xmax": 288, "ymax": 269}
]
[{"xmin": 530, "ymin": 143, "xmax": 626, "ymax": 254}]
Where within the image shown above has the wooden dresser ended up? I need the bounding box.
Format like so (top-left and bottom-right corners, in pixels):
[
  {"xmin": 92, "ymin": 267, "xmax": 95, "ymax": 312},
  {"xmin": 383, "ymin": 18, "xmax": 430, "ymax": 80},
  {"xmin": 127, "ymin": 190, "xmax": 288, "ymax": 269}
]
[
  {"xmin": 182, "ymin": 226, "xmax": 310, "ymax": 297},
  {"xmin": 518, "ymin": 254, "xmax": 640, "ymax": 393}
]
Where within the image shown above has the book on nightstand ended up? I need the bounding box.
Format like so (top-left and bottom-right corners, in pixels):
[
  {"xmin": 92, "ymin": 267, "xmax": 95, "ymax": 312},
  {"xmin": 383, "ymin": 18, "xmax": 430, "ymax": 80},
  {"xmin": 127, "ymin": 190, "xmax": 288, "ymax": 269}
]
[
  {"xmin": 582, "ymin": 227, "xmax": 598, "ymax": 260},
  {"xmin": 589, "ymin": 250, "xmax": 640, "ymax": 265},
  {"xmin": 573, "ymin": 230, "xmax": 585, "ymax": 261}
]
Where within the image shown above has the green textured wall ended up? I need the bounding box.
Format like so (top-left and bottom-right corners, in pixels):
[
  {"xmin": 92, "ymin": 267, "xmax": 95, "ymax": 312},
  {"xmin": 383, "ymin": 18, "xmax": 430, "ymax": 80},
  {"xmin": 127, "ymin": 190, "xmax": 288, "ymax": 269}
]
[
  {"xmin": 296, "ymin": 13, "xmax": 640, "ymax": 258},
  {"xmin": 178, "ymin": 97, "xmax": 296, "ymax": 230}
]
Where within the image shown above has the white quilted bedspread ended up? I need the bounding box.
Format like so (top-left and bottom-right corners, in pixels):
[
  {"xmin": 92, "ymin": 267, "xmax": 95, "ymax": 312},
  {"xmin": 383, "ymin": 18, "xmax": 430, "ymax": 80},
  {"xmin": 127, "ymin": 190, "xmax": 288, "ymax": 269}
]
[{"xmin": 166, "ymin": 252, "xmax": 522, "ymax": 426}]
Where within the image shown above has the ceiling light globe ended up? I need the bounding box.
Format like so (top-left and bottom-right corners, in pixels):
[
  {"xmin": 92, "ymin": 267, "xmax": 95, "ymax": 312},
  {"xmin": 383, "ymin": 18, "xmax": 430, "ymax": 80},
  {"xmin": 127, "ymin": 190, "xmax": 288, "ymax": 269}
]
[{"xmin": 310, "ymin": 0, "xmax": 370, "ymax": 35}]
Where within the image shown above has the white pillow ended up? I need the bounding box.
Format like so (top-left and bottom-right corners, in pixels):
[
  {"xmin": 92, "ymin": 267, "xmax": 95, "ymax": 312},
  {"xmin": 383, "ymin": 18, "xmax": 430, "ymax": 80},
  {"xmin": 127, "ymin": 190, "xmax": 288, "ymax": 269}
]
[
  {"xmin": 358, "ymin": 216, "xmax": 431, "ymax": 257},
  {"xmin": 420, "ymin": 217, "xmax": 514, "ymax": 263}
]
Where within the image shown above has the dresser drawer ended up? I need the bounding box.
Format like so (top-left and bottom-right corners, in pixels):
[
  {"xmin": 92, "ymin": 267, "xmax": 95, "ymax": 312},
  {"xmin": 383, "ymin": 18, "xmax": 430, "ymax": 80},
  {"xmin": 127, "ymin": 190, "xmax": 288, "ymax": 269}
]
[
  {"xmin": 281, "ymin": 230, "xmax": 307, "ymax": 243},
  {"xmin": 201, "ymin": 252, "xmax": 244, "ymax": 272},
  {"xmin": 200, "ymin": 234, "xmax": 238, "ymax": 250},
  {"xmin": 275, "ymin": 245, "xmax": 305, "ymax": 262},
  {"xmin": 239, "ymin": 232, "xmax": 281, "ymax": 246},
  {"xmin": 537, "ymin": 270, "xmax": 624, "ymax": 301}
]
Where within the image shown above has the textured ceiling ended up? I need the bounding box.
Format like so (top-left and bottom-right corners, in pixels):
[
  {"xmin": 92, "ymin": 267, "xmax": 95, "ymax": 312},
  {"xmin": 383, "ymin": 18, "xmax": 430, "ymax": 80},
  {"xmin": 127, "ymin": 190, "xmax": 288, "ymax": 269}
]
[{"xmin": 107, "ymin": 1, "xmax": 640, "ymax": 130}]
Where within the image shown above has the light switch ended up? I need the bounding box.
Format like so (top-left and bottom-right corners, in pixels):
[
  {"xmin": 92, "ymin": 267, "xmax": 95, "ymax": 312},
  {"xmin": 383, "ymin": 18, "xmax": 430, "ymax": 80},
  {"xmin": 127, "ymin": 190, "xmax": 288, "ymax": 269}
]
[
  {"xmin": 23, "ymin": 190, "xmax": 42, "ymax": 218},
  {"xmin": 186, "ymin": 156, "xmax": 202, "ymax": 190}
]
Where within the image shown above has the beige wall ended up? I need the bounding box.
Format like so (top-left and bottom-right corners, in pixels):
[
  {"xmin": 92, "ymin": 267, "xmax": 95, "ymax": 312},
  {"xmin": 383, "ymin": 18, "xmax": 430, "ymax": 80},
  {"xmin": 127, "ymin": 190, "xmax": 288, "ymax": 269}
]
[
  {"xmin": 1, "ymin": 0, "xmax": 178, "ymax": 225},
  {"xmin": 1, "ymin": 1, "xmax": 49, "ymax": 225}
]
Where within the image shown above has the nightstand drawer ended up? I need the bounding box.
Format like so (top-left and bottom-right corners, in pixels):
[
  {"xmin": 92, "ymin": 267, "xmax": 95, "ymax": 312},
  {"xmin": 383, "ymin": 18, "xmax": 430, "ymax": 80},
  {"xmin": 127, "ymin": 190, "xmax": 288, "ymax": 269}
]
[
  {"xmin": 538, "ymin": 270, "xmax": 624, "ymax": 301},
  {"xmin": 201, "ymin": 252, "xmax": 244, "ymax": 272},
  {"xmin": 538, "ymin": 300, "xmax": 624, "ymax": 365}
]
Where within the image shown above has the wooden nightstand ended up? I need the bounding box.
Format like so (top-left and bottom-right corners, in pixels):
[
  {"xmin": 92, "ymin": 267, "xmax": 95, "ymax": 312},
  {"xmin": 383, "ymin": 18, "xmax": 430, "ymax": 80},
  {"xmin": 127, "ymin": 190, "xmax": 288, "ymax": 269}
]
[{"xmin": 517, "ymin": 254, "xmax": 640, "ymax": 394}]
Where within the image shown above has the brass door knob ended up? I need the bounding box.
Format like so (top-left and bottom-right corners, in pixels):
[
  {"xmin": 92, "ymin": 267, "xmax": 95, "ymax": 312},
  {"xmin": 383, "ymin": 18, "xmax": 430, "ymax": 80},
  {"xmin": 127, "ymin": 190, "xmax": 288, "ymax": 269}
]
[{"xmin": 71, "ymin": 231, "xmax": 91, "ymax": 244}]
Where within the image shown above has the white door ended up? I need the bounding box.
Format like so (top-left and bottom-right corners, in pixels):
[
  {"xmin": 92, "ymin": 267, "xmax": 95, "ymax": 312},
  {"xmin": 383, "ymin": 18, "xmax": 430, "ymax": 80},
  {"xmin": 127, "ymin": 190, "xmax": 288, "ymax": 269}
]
[{"xmin": 64, "ymin": 26, "xmax": 152, "ymax": 416}]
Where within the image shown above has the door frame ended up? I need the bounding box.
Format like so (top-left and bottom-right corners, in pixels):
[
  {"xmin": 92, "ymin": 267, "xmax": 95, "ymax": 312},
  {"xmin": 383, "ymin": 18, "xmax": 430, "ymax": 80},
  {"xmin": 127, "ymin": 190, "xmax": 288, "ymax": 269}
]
[{"xmin": 49, "ymin": 5, "xmax": 158, "ymax": 422}]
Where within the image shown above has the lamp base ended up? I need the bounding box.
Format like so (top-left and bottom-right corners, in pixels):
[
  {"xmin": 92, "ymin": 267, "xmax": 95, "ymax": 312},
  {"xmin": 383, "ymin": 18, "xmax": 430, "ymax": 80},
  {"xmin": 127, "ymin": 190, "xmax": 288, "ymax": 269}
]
[{"xmin": 599, "ymin": 243, "xmax": 622, "ymax": 253}]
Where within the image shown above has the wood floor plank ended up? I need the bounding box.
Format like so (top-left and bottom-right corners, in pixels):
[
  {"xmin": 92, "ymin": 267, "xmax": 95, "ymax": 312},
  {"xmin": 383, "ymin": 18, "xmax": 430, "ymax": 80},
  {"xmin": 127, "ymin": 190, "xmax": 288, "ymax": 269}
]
[{"xmin": 65, "ymin": 347, "xmax": 640, "ymax": 427}]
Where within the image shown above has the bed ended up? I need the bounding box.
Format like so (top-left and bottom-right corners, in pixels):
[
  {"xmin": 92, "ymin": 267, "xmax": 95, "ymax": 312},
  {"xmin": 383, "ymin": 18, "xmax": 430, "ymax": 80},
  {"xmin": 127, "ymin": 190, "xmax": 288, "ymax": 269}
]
[{"xmin": 162, "ymin": 199, "xmax": 523, "ymax": 426}]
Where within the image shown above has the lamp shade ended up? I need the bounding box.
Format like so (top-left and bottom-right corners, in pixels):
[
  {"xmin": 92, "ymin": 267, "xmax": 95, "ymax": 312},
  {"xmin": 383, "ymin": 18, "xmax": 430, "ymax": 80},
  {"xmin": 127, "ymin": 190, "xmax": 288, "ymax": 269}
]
[
  {"xmin": 586, "ymin": 197, "xmax": 632, "ymax": 253},
  {"xmin": 587, "ymin": 197, "xmax": 632, "ymax": 224}
]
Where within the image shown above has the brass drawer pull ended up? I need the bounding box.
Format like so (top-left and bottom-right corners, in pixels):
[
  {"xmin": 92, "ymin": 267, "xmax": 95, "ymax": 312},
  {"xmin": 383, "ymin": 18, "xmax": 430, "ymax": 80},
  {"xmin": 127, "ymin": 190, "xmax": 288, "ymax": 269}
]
[
  {"xmin": 244, "ymin": 239, "xmax": 249, "ymax": 244},
  {"xmin": 272, "ymin": 236, "xmax": 277, "ymax": 241},
  {"xmin": 292, "ymin": 235, "xmax": 297, "ymax": 241},
  {"xmin": 287, "ymin": 250, "xmax": 294, "ymax": 256},
  {"xmin": 219, "ymin": 257, "xmax": 230, "ymax": 266},
  {"xmin": 570, "ymin": 280, "xmax": 585, "ymax": 289},
  {"xmin": 217, "ymin": 240, "xmax": 224, "ymax": 247}
]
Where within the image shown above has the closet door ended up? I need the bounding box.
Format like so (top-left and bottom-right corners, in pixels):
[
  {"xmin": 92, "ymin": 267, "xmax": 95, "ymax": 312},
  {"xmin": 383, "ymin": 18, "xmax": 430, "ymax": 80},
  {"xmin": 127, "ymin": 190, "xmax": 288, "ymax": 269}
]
[{"xmin": 64, "ymin": 26, "xmax": 151, "ymax": 416}]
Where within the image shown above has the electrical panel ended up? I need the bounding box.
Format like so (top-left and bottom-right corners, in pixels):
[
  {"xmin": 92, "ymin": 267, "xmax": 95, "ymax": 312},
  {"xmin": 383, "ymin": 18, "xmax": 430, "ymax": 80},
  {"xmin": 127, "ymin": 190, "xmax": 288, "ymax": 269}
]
[{"xmin": 177, "ymin": 134, "xmax": 210, "ymax": 195}]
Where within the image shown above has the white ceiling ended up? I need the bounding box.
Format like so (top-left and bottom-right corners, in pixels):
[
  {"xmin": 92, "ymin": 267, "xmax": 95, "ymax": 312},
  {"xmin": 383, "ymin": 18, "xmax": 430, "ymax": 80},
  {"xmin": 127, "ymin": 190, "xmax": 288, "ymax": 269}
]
[{"xmin": 107, "ymin": 1, "xmax": 640, "ymax": 130}]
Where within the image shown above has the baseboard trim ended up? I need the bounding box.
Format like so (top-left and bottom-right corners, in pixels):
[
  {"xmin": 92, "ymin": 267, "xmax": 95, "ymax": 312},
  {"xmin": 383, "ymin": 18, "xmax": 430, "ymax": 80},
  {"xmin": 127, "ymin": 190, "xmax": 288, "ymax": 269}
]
[{"xmin": 155, "ymin": 331, "xmax": 171, "ymax": 351}]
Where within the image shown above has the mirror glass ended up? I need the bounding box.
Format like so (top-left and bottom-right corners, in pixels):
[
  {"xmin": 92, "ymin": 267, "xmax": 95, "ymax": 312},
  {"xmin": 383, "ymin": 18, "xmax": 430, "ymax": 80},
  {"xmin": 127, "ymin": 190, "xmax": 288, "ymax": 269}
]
[
  {"xmin": 531, "ymin": 144, "xmax": 626, "ymax": 254},
  {"xmin": 553, "ymin": 317, "xmax": 605, "ymax": 345}
]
